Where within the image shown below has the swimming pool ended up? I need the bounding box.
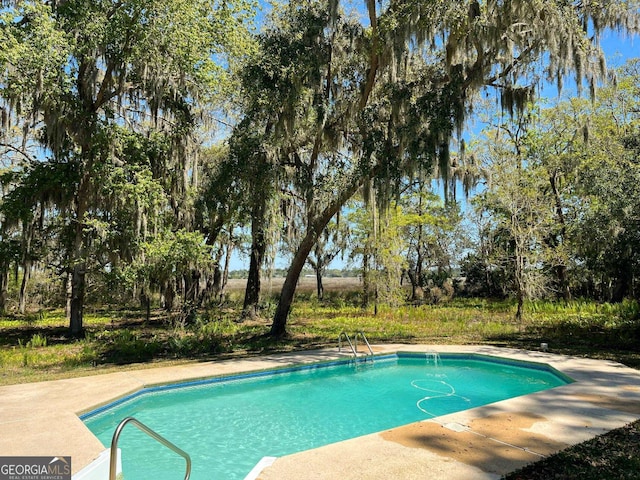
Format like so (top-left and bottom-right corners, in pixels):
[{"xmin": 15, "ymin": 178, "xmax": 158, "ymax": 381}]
[{"xmin": 82, "ymin": 353, "xmax": 571, "ymax": 480}]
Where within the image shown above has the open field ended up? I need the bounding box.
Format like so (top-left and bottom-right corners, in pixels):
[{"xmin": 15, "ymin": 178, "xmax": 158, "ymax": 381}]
[{"xmin": 224, "ymin": 276, "xmax": 363, "ymax": 293}]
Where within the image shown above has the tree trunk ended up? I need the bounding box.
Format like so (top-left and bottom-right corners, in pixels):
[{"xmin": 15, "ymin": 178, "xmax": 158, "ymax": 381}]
[
  {"xmin": 221, "ymin": 241, "xmax": 232, "ymax": 300},
  {"xmin": 70, "ymin": 262, "xmax": 86, "ymax": 337},
  {"xmin": 211, "ymin": 263, "xmax": 223, "ymax": 301},
  {"xmin": 612, "ymin": 261, "xmax": 632, "ymax": 303},
  {"xmin": 162, "ymin": 279, "xmax": 175, "ymax": 311},
  {"xmin": 69, "ymin": 144, "xmax": 93, "ymax": 337},
  {"xmin": 271, "ymin": 174, "xmax": 366, "ymax": 336},
  {"xmin": 271, "ymin": 233, "xmax": 316, "ymax": 337},
  {"xmin": 515, "ymin": 290, "xmax": 524, "ymax": 324},
  {"xmin": 549, "ymin": 171, "xmax": 571, "ymax": 301},
  {"xmin": 181, "ymin": 269, "xmax": 200, "ymax": 323},
  {"xmin": 270, "ymin": 144, "xmax": 380, "ymax": 336},
  {"xmin": 311, "ymin": 245, "xmax": 325, "ymax": 300},
  {"xmin": 315, "ymin": 265, "xmax": 324, "ymax": 300},
  {"xmin": 0, "ymin": 266, "xmax": 8, "ymax": 313},
  {"xmin": 65, "ymin": 270, "xmax": 72, "ymax": 319},
  {"xmin": 243, "ymin": 251, "xmax": 262, "ymax": 318},
  {"xmin": 406, "ymin": 268, "xmax": 422, "ymax": 302},
  {"xmin": 555, "ymin": 264, "xmax": 571, "ymax": 301},
  {"xmin": 69, "ymin": 229, "xmax": 87, "ymax": 336},
  {"xmin": 140, "ymin": 288, "xmax": 151, "ymax": 323},
  {"xmin": 19, "ymin": 259, "xmax": 31, "ymax": 314},
  {"xmin": 362, "ymin": 251, "xmax": 371, "ymax": 308},
  {"xmin": 243, "ymin": 202, "xmax": 267, "ymax": 319}
]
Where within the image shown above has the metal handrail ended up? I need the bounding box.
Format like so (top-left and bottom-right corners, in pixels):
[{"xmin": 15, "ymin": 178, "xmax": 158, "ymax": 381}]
[
  {"xmin": 338, "ymin": 331, "xmax": 357, "ymax": 357},
  {"xmin": 110, "ymin": 416, "xmax": 192, "ymax": 480},
  {"xmin": 354, "ymin": 331, "xmax": 374, "ymax": 358}
]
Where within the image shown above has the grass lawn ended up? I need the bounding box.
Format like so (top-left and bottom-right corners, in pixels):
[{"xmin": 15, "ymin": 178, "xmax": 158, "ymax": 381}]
[{"xmin": 1, "ymin": 279, "xmax": 639, "ymax": 478}]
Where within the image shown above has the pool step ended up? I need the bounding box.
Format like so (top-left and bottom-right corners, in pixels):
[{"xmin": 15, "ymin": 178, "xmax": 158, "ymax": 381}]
[{"xmin": 245, "ymin": 456, "xmax": 277, "ymax": 480}]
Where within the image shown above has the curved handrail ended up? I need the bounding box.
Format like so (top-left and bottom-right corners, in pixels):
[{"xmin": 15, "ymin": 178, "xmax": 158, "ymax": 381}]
[
  {"xmin": 110, "ymin": 416, "xmax": 192, "ymax": 480},
  {"xmin": 354, "ymin": 331, "xmax": 374, "ymax": 357},
  {"xmin": 338, "ymin": 331, "xmax": 357, "ymax": 357}
]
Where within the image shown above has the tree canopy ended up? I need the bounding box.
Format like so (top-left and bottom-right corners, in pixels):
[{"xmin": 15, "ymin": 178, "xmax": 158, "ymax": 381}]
[
  {"xmin": 225, "ymin": 0, "xmax": 640, "ymax": 336},
  {"xmin": 1, "ymin": 0, "xmax": 254, "ymax": 334},
  {"xmin": 1, "ymin": 0, "xmax": 640, "ymax": 338}
]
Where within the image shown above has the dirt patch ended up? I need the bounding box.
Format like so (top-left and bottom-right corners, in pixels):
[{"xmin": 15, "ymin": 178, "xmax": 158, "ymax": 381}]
[
  {"xmin": 381, "ymin": 412, "xmax": 568, "ymax": 476},
  {"xmin": 576, "ymin": 394, "xmax": 640, "ymax": 414},
  {"xmin": 468, "ymin": 412, "xmax": 567, "ymax": 456}
]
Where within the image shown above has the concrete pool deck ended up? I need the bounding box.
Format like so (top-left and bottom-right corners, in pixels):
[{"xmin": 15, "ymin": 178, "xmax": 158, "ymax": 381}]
[{"xmin": 1, "ymin": 344, "xmax": 640, "ymax": 479}]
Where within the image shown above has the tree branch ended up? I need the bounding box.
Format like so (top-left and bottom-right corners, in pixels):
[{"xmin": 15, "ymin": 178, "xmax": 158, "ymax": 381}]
[
  {"xmin": 0, "ymin": 143, "xmax": 35, "ymax": 164},
  {"xmin": 360, "ymin": 0, "xmax": 379, "ymax": 110},
  {"xmin": 474, "ymin": 42, "xmax": 539, "ymax": 90},
  {"xmin": 94, "ymin": 61, "xmax": 117, "ymax": 110}
]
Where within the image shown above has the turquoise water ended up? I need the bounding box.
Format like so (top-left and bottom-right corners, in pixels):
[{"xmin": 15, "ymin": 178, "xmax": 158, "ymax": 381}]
[{"xmin": 83, "ymin": 355, "xmax": 569, "ymax": 480}]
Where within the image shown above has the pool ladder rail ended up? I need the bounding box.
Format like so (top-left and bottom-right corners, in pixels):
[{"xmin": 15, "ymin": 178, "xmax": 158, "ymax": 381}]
[
  {"xmin": 338, "ymin": 331, "xmax": 374, "ymax": 362},
  {"xmin": 110, "ymin": 416, "xmax": 192, "ymax": 480}
]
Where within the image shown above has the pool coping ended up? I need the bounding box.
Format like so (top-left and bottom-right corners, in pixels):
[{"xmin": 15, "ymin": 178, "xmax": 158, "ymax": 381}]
[{"xmin": 2, "ymin": 344, "xmax": 640, "ymax": 479}]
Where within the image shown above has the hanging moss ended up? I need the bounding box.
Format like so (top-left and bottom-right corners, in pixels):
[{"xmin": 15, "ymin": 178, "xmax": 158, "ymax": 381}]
[{"xmin": 500, "ymin": 84, "xmax": 536, "ymax": 117}]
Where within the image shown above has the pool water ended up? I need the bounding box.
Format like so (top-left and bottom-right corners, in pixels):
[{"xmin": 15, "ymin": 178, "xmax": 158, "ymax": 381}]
[{"xmin": 83, "ymin": 354, "xmax": 569, "ymax": 480}]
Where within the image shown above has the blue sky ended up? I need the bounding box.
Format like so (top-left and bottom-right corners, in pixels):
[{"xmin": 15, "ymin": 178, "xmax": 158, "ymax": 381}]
[
  {"xmin": 536, "ymin": 29, "xmax": 638, "ymax": 98},
  {"xmin": 600, "ymin": 29, "xmax": 638, "ymax": 67}
]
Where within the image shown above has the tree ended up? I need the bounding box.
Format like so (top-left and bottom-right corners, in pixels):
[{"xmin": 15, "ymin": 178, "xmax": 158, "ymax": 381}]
[
  {"xmin": 257, "ymin": 0, "xmax": 640, "ymax": 336},
  {"xmin": 523, "ymin": 103, "xmax": 584, "ymax": 301},
  {"xmin": 398, "ymin": 180, "xmax": 467, "ymax": 302},
  {"xmin": 237, "ymin": 131, "xmax": 278, "ymax": 319},
  {"xmin": 306, "ymin": 217, "xmax": 348, "ymax": 300},
  {"xmin": 211, "ymin": 120, "xmax": 279, "ymax": 319},
  {"xmin": 123, "ymin": 229, "xmax": 215, "ymax": 324},
  {"xmin": 279, "ymin": 177, "xmax": 350, "ymax": 301},
  {"xmin": 0, "ymin": 160, "xmax": 76, "ymax": 313},
  {"xmin": 465, "ymin": 60, "xmax": 640, "ymax": 307},
  {"xmin": 473, "ymin": 117, "xmax": 555, "ymax": 321},
  {"xmin": 1, "ymin": 0, "xmax": 253, "ymax": 334},
  {"xmin": 196, "ymin": 144, "xmax": 247, "ymax": 306},
  {"xmin": 512, "ymin": 60, "xmax": 640, "ymax": 302},
  {"xmin": 566, "ymin": 61, "xmax": 640, "ymax": 301}
]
